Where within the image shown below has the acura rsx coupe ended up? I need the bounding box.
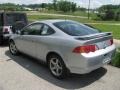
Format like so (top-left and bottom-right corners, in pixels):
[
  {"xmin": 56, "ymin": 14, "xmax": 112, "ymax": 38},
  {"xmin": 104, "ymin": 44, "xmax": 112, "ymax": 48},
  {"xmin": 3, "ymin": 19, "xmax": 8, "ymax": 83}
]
[{"xmin": 9, "ymin": 20, "xmax": 116, "ymax": 79}]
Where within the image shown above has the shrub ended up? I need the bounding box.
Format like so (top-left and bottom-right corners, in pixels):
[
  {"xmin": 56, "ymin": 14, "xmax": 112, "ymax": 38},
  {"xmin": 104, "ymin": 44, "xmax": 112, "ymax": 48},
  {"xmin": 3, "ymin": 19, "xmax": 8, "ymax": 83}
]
[
  {"xmin": 111, "ymin": 48, "xmax": 120, "ymax": 68},
  {"xmin": 115, "ymin": 12, "xmax": 120, "ymax": 21},
  {"xmin": 96, "ymin": 10, "xmax": 115, "ymax": 21},
  {"xmin": 95, "ymin": 13, "xmax": 104, "ymax": 20},
  {"xmin": 104, "ymin": 10, "xmax": 115, "ymax": 20}
]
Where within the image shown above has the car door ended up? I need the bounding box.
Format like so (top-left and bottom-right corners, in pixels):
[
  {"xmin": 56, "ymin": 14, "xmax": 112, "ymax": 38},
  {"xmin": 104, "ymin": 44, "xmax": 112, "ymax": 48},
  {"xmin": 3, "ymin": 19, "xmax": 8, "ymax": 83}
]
[
  {"xmin": 34, "ymin": 24, "xmax": 55, "ymax": 61},
  {"xmin": 15, "ymin": 23, "xmax": 43, "ymax": 57}
]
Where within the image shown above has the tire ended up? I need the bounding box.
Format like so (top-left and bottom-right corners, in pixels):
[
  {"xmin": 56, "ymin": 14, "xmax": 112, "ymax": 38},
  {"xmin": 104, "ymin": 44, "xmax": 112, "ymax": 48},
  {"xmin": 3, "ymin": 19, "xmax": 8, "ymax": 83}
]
[
  {"xmin": 48, "ymin": 54, "xmax": 69, "ymax": 79},
  {"xmin": 9, "ymin": 40, "xmax": 19, "ymax": 55}
]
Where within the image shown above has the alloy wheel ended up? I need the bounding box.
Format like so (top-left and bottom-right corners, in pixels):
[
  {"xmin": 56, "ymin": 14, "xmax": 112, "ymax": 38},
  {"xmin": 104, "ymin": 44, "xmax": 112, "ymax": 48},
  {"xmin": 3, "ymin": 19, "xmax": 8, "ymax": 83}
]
[
  {"xmin": 9, "ymin": 42, "xmax": 17, "ymax": 55},
  {"xmin": 49, "ymin": 58, "xmax": 63, "ymax": 76}
]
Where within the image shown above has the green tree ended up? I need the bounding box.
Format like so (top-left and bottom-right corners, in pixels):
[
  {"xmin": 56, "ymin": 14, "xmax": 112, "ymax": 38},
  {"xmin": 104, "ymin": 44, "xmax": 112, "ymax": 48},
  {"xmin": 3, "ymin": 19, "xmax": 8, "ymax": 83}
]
[
  {"xmin": 115, "ymin": 12, "xmax": 120, "ymax": 21},
  {"xmin": 41, "ymin": 3, "xmax": 47, "ymax": 8},
  {"xmin": 71, "ymin": 2, "xmax": 76, "ymax": 12},
  {"xmin": 58, "ymin": 0, "xmax": 76, "ymax": 12},
  {"xmin": 0, "ymin": 3, "xmax": 25, "ymax": 11},
  {"xmin": 58, "ymin": 0, "xmax": 70, "ymax": 12},
  {"xmin": 53, "ymin": 0, "xmax": 57, "ymax": 11},
  {"xmin": 47, "ymin": 3, "xmax": 54, "ymax": 10},
  {"xmin": 97, "ymin": 4, "xmax": 120, "ymax": 21},
  {"xmin": 105, "ymin": 10, "xmax": 115, "ymax": 20}
]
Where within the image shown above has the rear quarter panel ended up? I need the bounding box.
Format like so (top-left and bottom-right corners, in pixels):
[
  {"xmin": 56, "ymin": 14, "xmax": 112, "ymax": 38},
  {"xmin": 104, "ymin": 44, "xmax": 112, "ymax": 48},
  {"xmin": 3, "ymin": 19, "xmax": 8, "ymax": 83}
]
[{"xmin": 38, "ymin": 36, "xmax": 84, "ymax": 64}]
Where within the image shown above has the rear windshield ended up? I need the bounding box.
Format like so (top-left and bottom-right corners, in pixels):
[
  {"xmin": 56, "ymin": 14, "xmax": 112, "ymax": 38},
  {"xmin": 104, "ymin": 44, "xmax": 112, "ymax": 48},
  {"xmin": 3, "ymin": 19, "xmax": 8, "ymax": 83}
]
[
  {"xmin": 53, "ymin": 21, "xmax": 99, "ymax": 36},
  {"xmin": 5, "ymin": 13, "xmax": 27, "ymax": 26}
]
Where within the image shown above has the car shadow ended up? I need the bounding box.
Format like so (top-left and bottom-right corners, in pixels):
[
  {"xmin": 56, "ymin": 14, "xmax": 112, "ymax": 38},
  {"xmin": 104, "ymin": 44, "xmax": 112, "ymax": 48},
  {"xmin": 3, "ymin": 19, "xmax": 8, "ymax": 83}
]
[
  {"xmin": 0, "ymin": 43, "xmax": 9, "ymax": 47},
  {"xmin": 5, "ymin": 50, "xmax": 107, "ymax": 89}
]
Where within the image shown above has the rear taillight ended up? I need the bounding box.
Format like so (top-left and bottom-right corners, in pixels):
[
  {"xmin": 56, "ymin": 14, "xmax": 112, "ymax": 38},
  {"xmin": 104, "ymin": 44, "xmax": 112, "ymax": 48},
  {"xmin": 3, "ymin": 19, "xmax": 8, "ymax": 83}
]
[
  {"xmin": 73, "ymin": 45, "xmax": 98, "ymax": 53},
  {"xmin": 110, "ymin": 39, "xmax": 113, "ymax": 45},
  {"xmin": 3, "ymin": 28, "xmax": 9, "ymax": 34}
]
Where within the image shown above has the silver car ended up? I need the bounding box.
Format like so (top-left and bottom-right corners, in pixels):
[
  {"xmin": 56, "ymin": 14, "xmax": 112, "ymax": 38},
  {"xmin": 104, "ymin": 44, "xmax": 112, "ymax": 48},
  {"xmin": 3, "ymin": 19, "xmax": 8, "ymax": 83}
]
[{"xmin": 9, "ymin": 20, "xmax": 116, "ymax": 79}]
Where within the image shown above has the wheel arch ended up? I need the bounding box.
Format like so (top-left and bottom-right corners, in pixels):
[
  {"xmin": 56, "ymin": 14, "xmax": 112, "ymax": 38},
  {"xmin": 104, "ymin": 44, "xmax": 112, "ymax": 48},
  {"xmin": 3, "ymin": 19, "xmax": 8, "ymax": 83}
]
[
  {"xmin": 9, "ymin": 39, "xmax": 14, "ymax": 42},
  {"xmin": 46, "ymin": 51, "xmax": 65, "ymax": 64},
  {"xmin": 46, "ymin": 51, "xmax": 70, "ymax": 77}
]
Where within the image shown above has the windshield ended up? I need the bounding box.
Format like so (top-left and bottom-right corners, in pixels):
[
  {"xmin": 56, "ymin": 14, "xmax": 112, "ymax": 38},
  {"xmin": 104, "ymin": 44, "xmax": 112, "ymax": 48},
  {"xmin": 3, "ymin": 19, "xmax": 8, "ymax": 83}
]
[
  {"xmin": 53, "ymin": 21, "xmax": 99, "ymax": 36},
  {"xmin": 5, "ymin": 13, "xmax": 27, "ymax": 26}
]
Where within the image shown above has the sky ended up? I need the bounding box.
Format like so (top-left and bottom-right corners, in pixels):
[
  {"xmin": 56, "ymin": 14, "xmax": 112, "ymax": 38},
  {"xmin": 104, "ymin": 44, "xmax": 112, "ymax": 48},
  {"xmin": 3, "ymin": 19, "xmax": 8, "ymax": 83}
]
[{"xmin": 0, "ymin": 0, "xmax": 120, "ymax": 8}]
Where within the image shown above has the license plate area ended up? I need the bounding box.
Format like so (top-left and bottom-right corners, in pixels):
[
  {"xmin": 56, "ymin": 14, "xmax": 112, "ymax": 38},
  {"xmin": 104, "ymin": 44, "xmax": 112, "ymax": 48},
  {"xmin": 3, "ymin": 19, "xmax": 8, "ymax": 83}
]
[
  {"xmin": 96, "ymin": 40, "xmax": 111, "ymax": 49},
  {"xmin": 103, "ymin": 53, "xmax": 111, "ymax": 64}
]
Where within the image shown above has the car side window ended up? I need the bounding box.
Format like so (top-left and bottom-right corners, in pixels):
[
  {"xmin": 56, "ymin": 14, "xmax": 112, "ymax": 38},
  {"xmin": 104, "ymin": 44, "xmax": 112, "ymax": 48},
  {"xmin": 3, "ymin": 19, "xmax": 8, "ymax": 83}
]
[
  {"xmin": 22, "ymin": 23, "xmax": 43, "ymax": 35},
  {"xmin": 41, "ymin": 25, "xmax": 55, "ymax": 35}
]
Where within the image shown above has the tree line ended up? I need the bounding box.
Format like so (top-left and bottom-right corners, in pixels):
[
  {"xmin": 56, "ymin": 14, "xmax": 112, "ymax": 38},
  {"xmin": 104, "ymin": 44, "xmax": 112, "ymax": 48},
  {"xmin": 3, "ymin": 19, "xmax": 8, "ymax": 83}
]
[
  {"xmin": 25, "ymin": 0, "xmax": 77, "ymax": 12},
  {"xmin": 0, "ymin": 3, "xmax": 24, "ymax": 11},
  {"xmin": 96, "ymin": 4, "xmax": 120, "ymax": 21},
  {"xmin": 0, "ymin": 0, "xmax": 78, "ymax": 12},
  {"xmin": 0, "ymin": 1, "xmax": 120, "ymax": 21}
]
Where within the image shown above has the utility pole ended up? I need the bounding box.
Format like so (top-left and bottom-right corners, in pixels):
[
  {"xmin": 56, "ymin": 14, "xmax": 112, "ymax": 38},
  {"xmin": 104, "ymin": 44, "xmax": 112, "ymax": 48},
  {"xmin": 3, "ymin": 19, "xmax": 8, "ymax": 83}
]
[{"xmin": 88, "ymin": 0, "xmax": 91, "ymax": 19}]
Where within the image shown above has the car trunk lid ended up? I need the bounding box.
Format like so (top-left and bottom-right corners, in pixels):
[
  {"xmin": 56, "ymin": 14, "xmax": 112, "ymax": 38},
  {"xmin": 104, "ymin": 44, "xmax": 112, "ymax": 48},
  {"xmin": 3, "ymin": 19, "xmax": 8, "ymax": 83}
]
[{"xmin": 74, "ymin": 32, "xmax": 113, "ymax": 50}]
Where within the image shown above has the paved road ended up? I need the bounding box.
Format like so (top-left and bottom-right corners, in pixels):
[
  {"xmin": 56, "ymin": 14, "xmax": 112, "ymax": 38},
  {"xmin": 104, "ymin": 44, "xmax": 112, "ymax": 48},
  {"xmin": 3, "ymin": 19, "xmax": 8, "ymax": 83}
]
[
  {"xmin": 0, "ymin": 46, "xmax": 120, "ymax": 90},
  {"xmin": 114, "ymin": 39, "xmax": 120, "ymax": 48}
]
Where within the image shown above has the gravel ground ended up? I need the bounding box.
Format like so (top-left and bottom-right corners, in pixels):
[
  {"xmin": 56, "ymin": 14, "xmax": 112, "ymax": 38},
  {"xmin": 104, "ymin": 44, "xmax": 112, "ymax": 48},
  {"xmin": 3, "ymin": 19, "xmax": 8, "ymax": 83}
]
[{"xmin": 0, "ymin": 46, "xmax": 120, "ymax": 90}]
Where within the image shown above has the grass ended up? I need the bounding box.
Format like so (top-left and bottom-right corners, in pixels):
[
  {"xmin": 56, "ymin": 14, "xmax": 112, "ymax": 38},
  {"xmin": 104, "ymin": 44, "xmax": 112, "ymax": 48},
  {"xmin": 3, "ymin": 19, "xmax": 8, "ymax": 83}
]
[
  {"xmin": 28, "ymin": 14, "xmax": 120, "ymax": 23},
  {"xmin": 28, "ymin": 15, "xmax": 95, "ymax": 23},
  {"xmin": 26, "ymin": 10, "xmax": 90, "ymax": 17}
]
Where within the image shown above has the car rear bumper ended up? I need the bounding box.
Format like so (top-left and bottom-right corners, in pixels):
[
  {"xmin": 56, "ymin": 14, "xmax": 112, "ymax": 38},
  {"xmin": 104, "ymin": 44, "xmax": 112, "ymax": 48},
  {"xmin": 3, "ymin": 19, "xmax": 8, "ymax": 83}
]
[{"xmin": 65, "ymin": 44, "xmax": 116, "ymax": 74}]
